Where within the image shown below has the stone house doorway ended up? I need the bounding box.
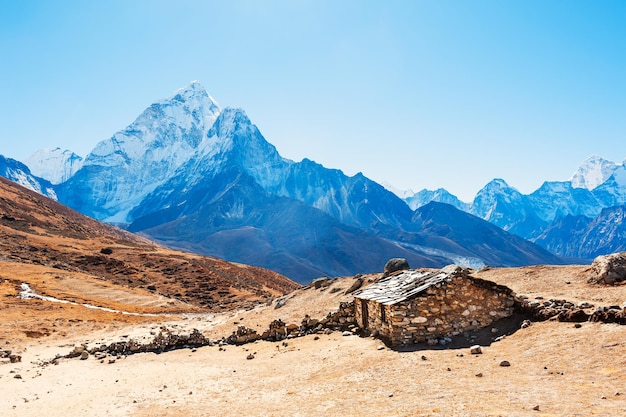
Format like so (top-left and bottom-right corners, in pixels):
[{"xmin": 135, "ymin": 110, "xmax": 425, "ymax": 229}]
[{"xmin": 360, "ymin": 298, "xmax": 369, "ymax": 329}]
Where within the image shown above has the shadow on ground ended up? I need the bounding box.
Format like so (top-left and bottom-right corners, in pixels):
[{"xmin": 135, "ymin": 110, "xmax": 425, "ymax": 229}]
[{"xmin": 391, "ymin": 312, "xmax": 531, "ymax": 352}]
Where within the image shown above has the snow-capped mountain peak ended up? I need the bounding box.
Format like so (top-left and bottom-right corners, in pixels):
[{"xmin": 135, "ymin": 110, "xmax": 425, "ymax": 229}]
[
  {"xmin": 25, "ymin": 147, "xmax": 83, "ymax": 184},
  {"xmin": 85, "ymin": 81, "xmax": 221, "ymax": 165},
  {"xmin": 0, "ymin": 155, "xmax": 57, "ymax": 199},
  {"xmin": 402, "ymin": 187, "xmax": 469, "ymax": 211},
  {"xmin": 171, "ymin": 80, "xmax": 220, "ymax": 111},
  {"xmin": 381, "ymin": 182, "xmax": 415, "ymax": 199},
  {"xmin": 60, "ymin": 81, "xmax": 224, "ymax": 222},
  {"xmin": 569, "ymin": 155, "xmax": 621, "ymax": 190},
  {"xmin": 207, "ymin": 107, "xmax": 254, "ymax": 139}
]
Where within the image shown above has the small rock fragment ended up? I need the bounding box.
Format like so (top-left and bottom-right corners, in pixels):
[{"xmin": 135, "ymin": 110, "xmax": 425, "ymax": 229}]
[
  {"xmin": 500, "ymin": 360, "xmax": 511, "ymax": 367},
  {"xmin": 475, "ymin": 372, "xmax": 483, "ymax": 377},
  {"xmin": 470, "ymin": 345, "xmax": 482, "ymax": 355},
  {"xmin": 246, "ymin": 353, "xmax": 255, "ymax": 360}
]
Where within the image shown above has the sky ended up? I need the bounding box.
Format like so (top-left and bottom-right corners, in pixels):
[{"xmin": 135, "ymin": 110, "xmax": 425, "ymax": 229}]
[{"xmin": 1, "ymin": 1, "xmax": 625, "ymax": 201}]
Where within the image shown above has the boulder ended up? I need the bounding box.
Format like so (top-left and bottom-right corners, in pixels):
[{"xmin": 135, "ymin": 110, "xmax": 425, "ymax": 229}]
[
  {"xmin": 383, "ymin": 258, "xmax": 410, "ymax": 276},
  {"xmin": 557, "ymin": 309, "xmax": 590, "ymax": 323},
  {"xmin": 589, "ymin": 252, "xmax": 626, "ymax": 285},
  {"xmin": 344, "ymin": 276, "xmax": 364, "ymax": 295},
  {"xmin": 311, "ymin": 277, "xmax": 331, "ymax": 289}
]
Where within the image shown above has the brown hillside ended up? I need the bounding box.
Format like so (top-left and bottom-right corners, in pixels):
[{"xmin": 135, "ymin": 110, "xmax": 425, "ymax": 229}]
[{"xmin": 0, "ymin": 177, "xmax": 299, "ymax": 345}]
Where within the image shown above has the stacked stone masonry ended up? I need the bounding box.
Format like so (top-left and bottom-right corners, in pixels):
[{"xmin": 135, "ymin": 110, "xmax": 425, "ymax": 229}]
[{"xmin": 355, "ymin": 275, "xmax": 515, "ymax": 346}]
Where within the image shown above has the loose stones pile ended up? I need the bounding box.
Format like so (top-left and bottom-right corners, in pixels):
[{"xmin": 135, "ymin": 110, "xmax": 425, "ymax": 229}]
[{"xmin": 516, "ymin": 295, "xmax": 626, "ymax": 324}]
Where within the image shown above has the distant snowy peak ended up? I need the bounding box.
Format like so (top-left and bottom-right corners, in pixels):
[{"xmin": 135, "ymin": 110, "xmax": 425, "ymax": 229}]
[
  {"xmin": 62, "ymin": 81, "xmax": 224, "ymax": 223},
  {"xmin": 593, "ymin": 165, "xmax": 626, "ymax": 206},
  {"xmin": 381, "ymin": 182, "xmax": 415, "ymax": 199},
  {"xmin": 0, "ymin": 155, "xmax": 57, "ymax": 200},
  {"xmin": 569, "ymin": 155, "xmax": 622, "ymax": 190},
  {"xmin": 168, "ymin": 81, "xmax": 221, "ymax": 126},
  {"xmin": 475, "ymin": 178, "xmax": 519, "ymax": 197},
  {"xmin": 404, "ymin": 188, "xmax": 470, "ymax": 211},
  {"xmin": 25, "ymin": 147, "xmax": 83, "ymax": 184},
  {"xmin": 85, "ymin": 81, "xmax": 221, "ymax": 166},
  {"xmin": 203, "ymin": 107, "xmax": 291, "ymax": 190},
  {"xmin": 470, "ymin": 178, "xmax": 525, "ymax": 222},
  {"xmin": 207, "ymin": 107, "xmax": 255, "ymax": 139}
]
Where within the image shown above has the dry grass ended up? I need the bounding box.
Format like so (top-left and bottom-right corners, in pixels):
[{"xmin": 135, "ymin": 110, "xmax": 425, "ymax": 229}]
[
  {"xmin": 474, "ymin": 265, "xmax": 626, "ymax": 306},
  {"xmin": 1, "ymin": 265, "xmax": 625, "ymax": 416}
]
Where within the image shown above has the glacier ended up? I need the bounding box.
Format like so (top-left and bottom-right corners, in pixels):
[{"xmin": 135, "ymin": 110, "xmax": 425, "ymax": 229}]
[{"xmin": 26, "ymin": 147, "xmax": 84, "ymax": 184}]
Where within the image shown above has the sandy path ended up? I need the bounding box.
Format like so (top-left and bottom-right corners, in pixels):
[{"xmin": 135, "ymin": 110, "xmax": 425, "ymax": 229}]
[{"xmin": 1, "ymin": 320, "xmax": 624, "ymax": 417}]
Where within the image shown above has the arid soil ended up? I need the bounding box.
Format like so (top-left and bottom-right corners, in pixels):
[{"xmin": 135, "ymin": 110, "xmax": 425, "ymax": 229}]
[{"xmin": 1, "ymin": 266, "xmax": 625, "ymax": 417}]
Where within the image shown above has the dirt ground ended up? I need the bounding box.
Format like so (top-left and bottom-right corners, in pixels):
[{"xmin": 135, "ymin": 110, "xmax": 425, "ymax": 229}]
[{"xmin": 1, "ymin": 265, "xmax": 625, "ymax": 416}]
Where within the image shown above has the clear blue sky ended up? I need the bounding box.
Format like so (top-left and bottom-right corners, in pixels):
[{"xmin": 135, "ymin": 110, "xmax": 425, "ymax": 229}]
[{"xmin": 1, "ymin": 1, "xmax": 625, "ymax": 201}]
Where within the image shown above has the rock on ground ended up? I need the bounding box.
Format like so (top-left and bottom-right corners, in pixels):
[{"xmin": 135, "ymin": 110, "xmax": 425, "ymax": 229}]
[{"xmin": 589, "ymin": 252, "xmax": 626, "ymax": 285}]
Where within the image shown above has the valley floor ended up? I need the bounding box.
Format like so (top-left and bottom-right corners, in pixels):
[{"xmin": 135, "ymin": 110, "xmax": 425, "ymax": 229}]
[
  {"xmin": 1, "ymin": 265, "xmax": 625, "ymax": 416},
  {"xmin": 1, "ymin": 321, "xmax": 625, "ymax": 417}
]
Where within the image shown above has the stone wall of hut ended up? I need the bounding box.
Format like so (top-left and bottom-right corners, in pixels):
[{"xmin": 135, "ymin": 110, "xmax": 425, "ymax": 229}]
[{"xmin": 355, "ymin": 276, "xmax": 516, "ymax": 346}]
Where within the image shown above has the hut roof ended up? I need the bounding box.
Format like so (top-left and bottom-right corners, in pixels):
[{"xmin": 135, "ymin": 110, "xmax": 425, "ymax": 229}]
[{"xmin": 354, "ymin": 265, "xmax": 465, "ymax": 306}]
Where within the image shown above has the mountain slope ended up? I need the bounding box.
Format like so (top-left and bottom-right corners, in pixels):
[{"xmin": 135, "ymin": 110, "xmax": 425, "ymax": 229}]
[
  {"xmin": 410, "ymin": 202, "xmax": 563, "ymax": 267},
  {"xmin": 0, "ymin": 176, "xmax": 298, "ymax": 310},
  {"xmin": 0, "ymin": 155, "xmax": 57, "ymax": 199},
  {"xmin": 122, "ymin": 93, "xmax": 561, "ymax": 282},
  {"xmin": 535, "ymin": 205, "xmax": 626, "ymax": 259},
  {"xmin": 57, "ymin": 81, "xmax": 221, "ymax": 222},
  {"xmin": 592, "ymin": 166, "xmax": 626, "ymax": 208},
  {"xmin": 569, "ymin": 155, "xmax": 622, "ymax": 190},
  {"xmin": 128, "ymin": 168, "xmax": 448, "ymax": 282},
  {"xmin": 25, "ymin": 147, "xmax": 84, "ymax": 184}
]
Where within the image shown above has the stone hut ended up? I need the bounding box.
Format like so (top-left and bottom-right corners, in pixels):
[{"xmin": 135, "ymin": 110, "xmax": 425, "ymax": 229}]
[{"xmin": 353, "ymin": 265, "xmax": 516, "ymax": 346}]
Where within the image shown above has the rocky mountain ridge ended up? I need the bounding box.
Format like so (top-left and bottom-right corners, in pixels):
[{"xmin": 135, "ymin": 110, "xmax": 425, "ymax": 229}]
[
  {"xmin": 0, "ymin": 155, "xmax": 57, "ymax": 200},
  {"xmin": 3, "ymin": 82, "xmax": 564, "ymax": 282},
  {"xmin": 399, "ymin": 156, "xmax": 626, "ymax": 259}
]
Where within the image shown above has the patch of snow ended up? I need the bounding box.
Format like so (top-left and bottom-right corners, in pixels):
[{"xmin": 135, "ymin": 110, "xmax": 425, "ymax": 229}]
[
  {"xmin": 569, "ymin": 155, "xmax": 620, "ymax": 190},
  {"xmin": 392, "ymin": 240, "xmax": 486, "ymax": 270},
  {"xmin": 18, "ymin": 283, "xmax": 161, "ymax": 316},
  {"xmin": 381, "ymin": 182, "xmax": 415, "ymax": 199},
  {"xmin": 25, "ymin": 147, "xmax": 83, "ymax": 184}
]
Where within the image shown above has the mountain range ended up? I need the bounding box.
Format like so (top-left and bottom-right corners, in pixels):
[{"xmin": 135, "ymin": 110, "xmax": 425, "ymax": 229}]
[
  {"xmin": 400, "ymin": 155, "xmax": 626, "ymax": 260},
  {"xmin": 5, "ymin": 81, "xmax": 619, "ymax": 282}
]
